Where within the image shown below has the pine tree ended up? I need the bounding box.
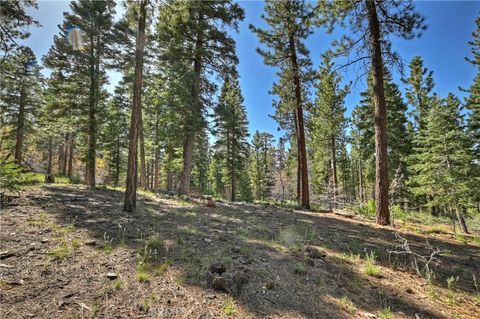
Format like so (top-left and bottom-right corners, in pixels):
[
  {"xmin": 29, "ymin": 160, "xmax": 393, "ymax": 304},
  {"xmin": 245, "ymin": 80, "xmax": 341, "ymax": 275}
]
[
  {"xmin": 212, "ymin": 73, "xmax": 250, "ymax": 201},
  {"xmin": 124, "ymin": 0, "xmax": 147, "ymax": 212},
  {"xmin": 251, "ymin": 0, "xmax": 316, "ymax": 208},
  {"xmin": 464, "ymin": 15, "xmax": 480, "ymax": 209},
  {"xmin": 409, "ymin": 94, "xmax": 475, "ymax": 233},
  {"xmin": 0, "ymin": 0, "xmax": 39, "ymax": 60},
  {"xmin": 102, "ymin": 81, "xmax": 129, "ymax": 186},
  {"xmin": 351, "ymin": 69, "xmax": 412, "ymax": 202},
  {"xmin": 250, "ymin": 131, "xmax": 275, "ymax": 201},
  {"xmin": 0, "ymin": 46, "xmax": 43, "ymax": 165},
  {"xmin": 311, "ymin": 54, "xmax": 349, "ymax": 203},
  {"xmin": 322, "ymin": 0, "xmax": 426, "ymax": 224},
  {"xmin": 403, "ymin": 56, "xmax": 435, "ymax": 132},
  {"xmin": 157, "ymin": 0, "xmax": 244, "ymax": 195},
  {"xmin": 43, "ymin": 0, "xmax": 116, "ymax": 187}
]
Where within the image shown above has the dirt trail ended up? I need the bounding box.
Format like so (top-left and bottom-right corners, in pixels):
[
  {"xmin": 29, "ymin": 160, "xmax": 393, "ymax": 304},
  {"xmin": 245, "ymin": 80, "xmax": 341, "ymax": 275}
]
[{"xmin": 1, "ymin": 185, "xmax": 479, "ymax": 318}]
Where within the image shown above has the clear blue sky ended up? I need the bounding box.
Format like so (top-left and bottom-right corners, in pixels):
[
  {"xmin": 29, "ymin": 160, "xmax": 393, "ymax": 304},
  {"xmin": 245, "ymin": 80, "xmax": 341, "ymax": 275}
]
[{"xmin": 23, "ymin": 1, "xmax": 479, "ymax": 141}]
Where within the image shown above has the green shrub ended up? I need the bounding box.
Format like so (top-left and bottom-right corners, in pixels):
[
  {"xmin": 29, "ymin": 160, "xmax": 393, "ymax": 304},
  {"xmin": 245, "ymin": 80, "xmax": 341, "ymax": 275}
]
[
  {"xmin": 363, "ymin": 252, "xmax": 381, "ymax": 277},
  {"xmin": 357, "ymin": 199, "xmax": 376, "ymax": 218},
  {"xmin": 0, "ymin": 161, "xmax": 22, "ymax": 192},
  {"xmin": 391, "ymin": 204, "xmax": 408, "ymax": 221}
]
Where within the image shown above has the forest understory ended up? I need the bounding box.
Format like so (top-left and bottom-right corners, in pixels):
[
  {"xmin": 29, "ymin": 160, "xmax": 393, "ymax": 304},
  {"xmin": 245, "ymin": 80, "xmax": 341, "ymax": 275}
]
[{"xmin": 1, "ymin": 184, "xmax": 479, "ymax": 319}]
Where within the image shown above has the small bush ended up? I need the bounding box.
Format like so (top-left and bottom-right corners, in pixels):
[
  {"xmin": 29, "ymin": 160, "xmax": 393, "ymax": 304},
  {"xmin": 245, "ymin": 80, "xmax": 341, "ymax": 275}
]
[
  {"xmin": 356, "ymin": 199, "xmax": 376, "ymax": 218},
  {"xmin": 136, "ymin": 270, "xmax": 151, "ymax": 283},
  {"xmin": 223, "ymin": 298, "xmax": 236, "ymax": 316},
  {"xmin": 363, "ymin": 252, "xmax": 380, "ymax": 277},
  {"xmin": 378, "ymin": 306, "xmax": 394, "ymax": 319},
  {"xmin": 48, "ymin": 244, "xmax": 70, "ymax": 260},
  {"xmin": 339, "ymin": 296, "xmax": 356, "ymax": 314},
  {"xmin": 391, "ymin": 204, "xmax": 408, "ymax": 221},
  {"xmin": 112, "ymin": 279, "xmax": 123, "ymax": 290},
  {"xmin": 155, "ymin": 261, "xmax": 171, "ymax": 276},
  {"xmin": 294, "ymin": 262, "xmax": 307, "ymax": 275}
]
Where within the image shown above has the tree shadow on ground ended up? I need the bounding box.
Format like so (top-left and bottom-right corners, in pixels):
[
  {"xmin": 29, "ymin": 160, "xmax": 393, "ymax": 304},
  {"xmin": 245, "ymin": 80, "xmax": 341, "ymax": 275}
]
[{"xmin": 14, "ymin": 185, "xmax": 480, "ymax": 318}]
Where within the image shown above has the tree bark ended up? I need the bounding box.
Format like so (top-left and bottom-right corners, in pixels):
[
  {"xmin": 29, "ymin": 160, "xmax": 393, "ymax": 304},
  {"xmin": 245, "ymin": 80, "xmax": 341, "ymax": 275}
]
[
  {"xmin": 366, "ymin": 0, "xmax": 390, "ymax": 225},
  {"xmin": 154, "ymin": 111, "xmax": 160, "ymax": 189},
  {"xmin": 114, "ymin": 134, "xmax": 120, "ymax": 186},
  {"xmin": 67, "ymin": 135, "xmax": 74, "ymax": 178},
  {"xmin": 179, "ymin": 134, "xmax": 194, "ymax": 195},
  {"xmin": 45, "ymin": 137, "xmax": 55, "ymax": 183},
  {"xmin": 62, "ymin": 134, "xmax": 68, "ymax": 175},
  {"xmin": 124, "ymin": 0, "xmax": 147, "ymax": 212},
  {"xmin": 289, "ymin": 35, "xmax": 310, "ymax": 209},
  {"xmin": 178, "ymin": 14, "xmax": 203, "ymax": 195},
  {"xmin": 14, "ymin": 75, "xmax": 26, "ymax": 165},
  {"xmin": 57, "ymin": 144, "xmax": 64, "ymax": 175},
  {"xmin": 87, "ymin": 28, "xmax": 98, "ymax": 187},
  {"xmin": 166, "ymin": 146, "xmax": 174, "ymax": 191},
  {"xmin": 331, "ymin": 134, "xmax": 338, "ymax": 206},
  {"xmin": 139, "ymin": 112, "xmax": 147, "ymax": 189},
  {"xmin": 456, "ymin": 209, "xmax": 469, "ymax": 234}
]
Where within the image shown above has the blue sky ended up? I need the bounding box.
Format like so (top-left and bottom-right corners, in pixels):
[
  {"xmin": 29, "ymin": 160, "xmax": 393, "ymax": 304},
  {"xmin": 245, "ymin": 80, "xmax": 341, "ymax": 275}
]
[{"xmin": 23, "ymin": 1, "xmax": 479, "ymax": 141}]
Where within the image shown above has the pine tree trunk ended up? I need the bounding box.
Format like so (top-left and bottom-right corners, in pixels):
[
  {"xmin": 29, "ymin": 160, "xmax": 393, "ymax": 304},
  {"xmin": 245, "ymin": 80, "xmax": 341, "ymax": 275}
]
[
  {"xmin": 456, "ymin": 209, "xmax": 469, "ymax": 234},
  {"xmin": 62, "ymin": 134, "xmax": 68, "ymax": 175},
  {"xmin": 124, "ymin": 0, "xmax": 147, "ymax": 212},
  {"xmin": 139, "ymin": 113, "xmax": 147, "ymax": 189},
  {"xmin": 166, "ymin": 146, "xmax": 174, "ymax": 191},
  {"xmin": 289, "ymin": 35, "xmax": 310, "ymax": 209},
  {"xmin": 45, "ymin": 137, "xmax": 55, "ymax": 184},
  {"xmin": 179, "ymin": 15, "xmax": 203, "ymax": 195},
  {"xmin": 331, "ymin": 134, "xmax": 338, "ymax": 206},
  {"xmin": 87, "ymin": 31, "xmax": 97, "ymax": 187},
  {"xmin": 114, "ymin": 135, "xmax": 120, "ymax": 187},
  {"xmin": 14, "ymin": 76, "xmax": 26, "ymax": 165},
  {"xmin": 231, "ymin": 144, "xmax": 236, "ymax": 202},
  {"xmin": 179, "ymin": 134, "xmax": 194, "ymax": 195},
  {"xmin": 67, "ymin": 136, "xmax": 74, "ymax": 178},
  {"xmin": 366, "ymin": 0, "xmax": 390, "ymax": 225},
  {"xmin": 57, "ymin": 144, "xmax": 64, "ymax": 175},
  {"xmin": 154, "ymin": 111, "xmax": 160, "ymax": 189}
]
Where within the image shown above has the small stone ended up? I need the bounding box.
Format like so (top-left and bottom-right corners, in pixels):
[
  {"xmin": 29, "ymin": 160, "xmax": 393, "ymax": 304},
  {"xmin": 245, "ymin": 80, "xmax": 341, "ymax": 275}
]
[
  {"xmin": 85, "ymin": 240, "xmax": 96, "ymax": 246},
  {"xmin": 41, "ymin": 239, "xmax": 49, "ymax": 243},
  {"xmin": 211, "ymin": 276, "xmax": 229, "ymax": 292},
  {"xmin": 203, "ymin": 238, "xmax": 212, "ymax": 243},
  {"xmin": 265, "ymin": 281, "xmax": 275, "ymax": 290},
  {"xmin": 0, "ymin": 251, "xmax": 14, "ymax": 260},
  {"xmin": 305, "ymin": 246, "xmax": 326, "ymax": 259},
  {"xmin": 208, "ymin": 263, "xmax": 226, "ymax": 274},
  {"xmin": 106, "ymin": 272, "xmax": 118, "ymax": 280},
  {"xmin": 206, "ymin": 199, "xmax": 216, "ymax": 207},
  {"xmin": 231, "ymin": 246, "xmax": 241, "ymax": 254}
]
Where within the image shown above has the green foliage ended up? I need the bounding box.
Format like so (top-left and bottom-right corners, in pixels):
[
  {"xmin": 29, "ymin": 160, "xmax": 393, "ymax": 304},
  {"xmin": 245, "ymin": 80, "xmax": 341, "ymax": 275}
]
[
  {"xmin": 378, "ymin": 307, "xmax": 394, "ymax": 319},
  {"xmin": 363, "ymin": 252, "xmax": 381, "ymax": 277},
  {"xmin": 339, "ymin": 296, "xmax": 356, "ymax": 314},
  {"xmin": 357, "ymin": 199, "xmax": 376, "ymax": 218},
  {"xmin": 222, "ymin": 298, "xmax": 236, "ymax": 316},
  {"xmin": 48, "ymin": 243, "xmax": 70, "ymax": 260},
  {"xmin": 211, "ymin": 71, "xmax": 250, "ymax": 201},
  {"xmin": 249, "ymin": 131, "xmax": 275, "ymax": 201},
  {"xmin": 409, "ymin": 93, "xmax": 476, "ymax": 211},
  {"xmin": 311, "ymin": 55, "xmax": 350, "ymax": 195},
  {"xmin": 0, "ymin": 161, "xmax": 22, "ymax": 192}
]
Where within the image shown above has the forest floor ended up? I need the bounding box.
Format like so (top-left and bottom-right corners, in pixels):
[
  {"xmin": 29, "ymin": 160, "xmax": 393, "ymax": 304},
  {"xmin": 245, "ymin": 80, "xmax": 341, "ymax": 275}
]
[{"xmin": 1, "ymin": 184, "xmax": 480, "ymax": 319}]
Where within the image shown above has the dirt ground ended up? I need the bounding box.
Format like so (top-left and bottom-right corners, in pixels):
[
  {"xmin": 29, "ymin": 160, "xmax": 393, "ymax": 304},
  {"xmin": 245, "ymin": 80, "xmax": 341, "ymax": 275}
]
[{"xmin": 1, "ymin": 184, "xmax": 479, "ymax": 318}]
